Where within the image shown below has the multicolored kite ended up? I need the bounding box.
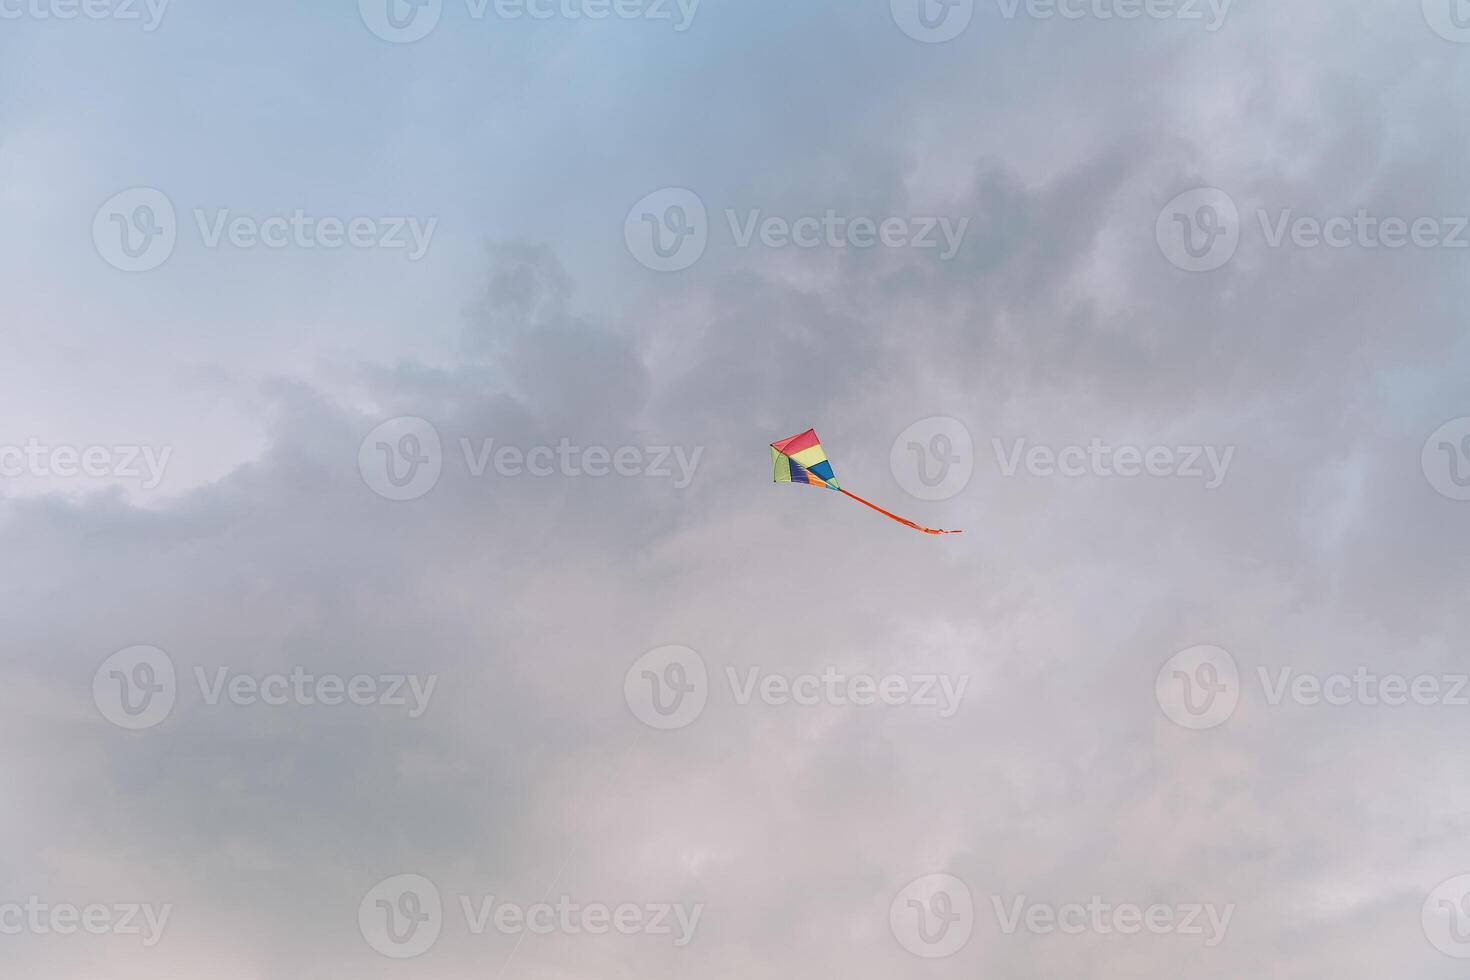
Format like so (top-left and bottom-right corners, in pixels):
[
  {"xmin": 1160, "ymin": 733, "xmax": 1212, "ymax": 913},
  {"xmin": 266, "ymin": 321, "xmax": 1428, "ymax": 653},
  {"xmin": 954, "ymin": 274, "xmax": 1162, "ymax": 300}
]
[{"xmin": 770, "ymin": 429, "xmax": 962, "ymax": 535}]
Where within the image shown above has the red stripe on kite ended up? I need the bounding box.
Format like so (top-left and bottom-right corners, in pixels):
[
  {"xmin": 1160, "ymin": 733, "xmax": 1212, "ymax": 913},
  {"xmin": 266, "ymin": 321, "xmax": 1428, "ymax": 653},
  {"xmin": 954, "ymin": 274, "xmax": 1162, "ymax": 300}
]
[{"xmin": 771, "ymin": 428, "xmax": 821, "ymax": 455}]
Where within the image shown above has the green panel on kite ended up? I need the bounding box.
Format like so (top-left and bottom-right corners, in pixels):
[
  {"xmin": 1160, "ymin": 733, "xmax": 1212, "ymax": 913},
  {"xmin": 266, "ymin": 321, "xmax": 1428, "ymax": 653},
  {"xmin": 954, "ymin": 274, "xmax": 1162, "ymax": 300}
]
[{"xmin": 771, "ymin": 446, "xmax": 792, "ymax": 483}]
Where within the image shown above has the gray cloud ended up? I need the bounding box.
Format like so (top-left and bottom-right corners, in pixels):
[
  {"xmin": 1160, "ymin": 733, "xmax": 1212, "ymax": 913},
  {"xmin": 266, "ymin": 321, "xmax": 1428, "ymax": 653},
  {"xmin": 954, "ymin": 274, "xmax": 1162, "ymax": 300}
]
[{"xmin": 2, "ymin": 2, "xmax": 1469, "ymax": 978}]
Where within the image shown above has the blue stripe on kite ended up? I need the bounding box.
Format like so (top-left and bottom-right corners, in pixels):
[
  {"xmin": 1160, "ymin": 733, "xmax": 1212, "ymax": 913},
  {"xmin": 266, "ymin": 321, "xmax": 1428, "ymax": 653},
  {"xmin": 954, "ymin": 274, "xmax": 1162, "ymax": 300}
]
[{"xmin": 809, "ymin": 460, "xmax": 835, "ymax": 482}]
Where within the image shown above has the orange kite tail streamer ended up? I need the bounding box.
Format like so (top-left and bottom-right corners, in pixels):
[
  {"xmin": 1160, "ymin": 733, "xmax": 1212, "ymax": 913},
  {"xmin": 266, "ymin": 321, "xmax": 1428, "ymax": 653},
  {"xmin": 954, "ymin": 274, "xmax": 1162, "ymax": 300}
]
[{"xmin": 838, "ymin": 488, "xmax": 962, "ymax": 536}]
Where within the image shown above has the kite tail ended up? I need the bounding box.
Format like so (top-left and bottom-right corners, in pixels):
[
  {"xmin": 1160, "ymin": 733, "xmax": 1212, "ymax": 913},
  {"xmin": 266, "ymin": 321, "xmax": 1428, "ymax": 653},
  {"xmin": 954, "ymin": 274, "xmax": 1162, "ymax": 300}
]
[{"xmin": 837, "ymin": 488, "xmax": 962, "ymax": 536}]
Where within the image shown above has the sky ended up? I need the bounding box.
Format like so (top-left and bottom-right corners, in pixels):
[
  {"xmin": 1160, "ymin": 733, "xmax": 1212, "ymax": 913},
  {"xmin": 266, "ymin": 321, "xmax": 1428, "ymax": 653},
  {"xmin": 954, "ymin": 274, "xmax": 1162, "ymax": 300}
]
[{"xmin": 2, "ymin": 0, "xmax": 1470, "ymax": 977}]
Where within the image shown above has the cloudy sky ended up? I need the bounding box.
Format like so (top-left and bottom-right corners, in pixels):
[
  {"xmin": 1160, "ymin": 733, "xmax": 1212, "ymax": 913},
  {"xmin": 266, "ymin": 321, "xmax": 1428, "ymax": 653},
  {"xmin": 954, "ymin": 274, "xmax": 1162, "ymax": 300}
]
[{"xmin": 2, "ymin": 0, "xmax": 1469, "ymax": 976}]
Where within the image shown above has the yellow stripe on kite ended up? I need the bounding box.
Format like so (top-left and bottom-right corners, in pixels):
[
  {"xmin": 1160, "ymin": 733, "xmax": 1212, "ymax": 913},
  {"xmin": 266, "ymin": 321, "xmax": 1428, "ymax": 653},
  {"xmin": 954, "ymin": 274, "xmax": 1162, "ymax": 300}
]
[{"xmin": 789, "ymin": 445, "xmax": 828, "ymax": 469}]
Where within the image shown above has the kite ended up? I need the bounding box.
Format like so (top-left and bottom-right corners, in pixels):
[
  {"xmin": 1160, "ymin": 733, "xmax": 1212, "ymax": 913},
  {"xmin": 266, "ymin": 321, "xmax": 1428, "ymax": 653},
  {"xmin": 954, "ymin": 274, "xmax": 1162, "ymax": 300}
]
[{"xmin": 770, "ymin": 429, "xmax": 962, "ymax": 535}]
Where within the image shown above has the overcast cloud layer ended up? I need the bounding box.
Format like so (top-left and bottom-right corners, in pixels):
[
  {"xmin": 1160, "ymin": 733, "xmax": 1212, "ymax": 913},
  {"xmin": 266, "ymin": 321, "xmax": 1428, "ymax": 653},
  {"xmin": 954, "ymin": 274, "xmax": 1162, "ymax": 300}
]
[{"xmin": 2, "ymin": 1, "xmax": 1469, "ymax": 977}]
